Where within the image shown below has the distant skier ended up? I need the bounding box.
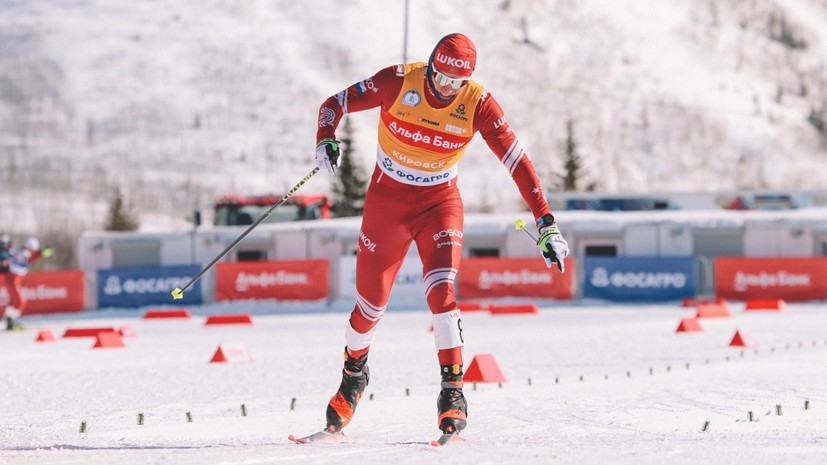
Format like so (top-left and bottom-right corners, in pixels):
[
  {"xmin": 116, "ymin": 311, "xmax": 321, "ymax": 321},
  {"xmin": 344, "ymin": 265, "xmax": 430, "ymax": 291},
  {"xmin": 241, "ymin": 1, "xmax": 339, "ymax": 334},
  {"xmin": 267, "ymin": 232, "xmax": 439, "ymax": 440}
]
[
  {"xmin": 0, "ymin": 235, "xmax": 53, "ymax": 330},
  {"xmin": 310, "ymin": 33, "xmax": 570, "ymax": 440}
]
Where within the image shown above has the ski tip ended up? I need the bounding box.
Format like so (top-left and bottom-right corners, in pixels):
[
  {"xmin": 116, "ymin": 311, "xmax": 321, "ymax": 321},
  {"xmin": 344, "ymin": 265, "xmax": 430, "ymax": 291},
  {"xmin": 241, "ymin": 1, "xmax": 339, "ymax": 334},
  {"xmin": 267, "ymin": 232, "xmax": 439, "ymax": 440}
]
[{"xmin": 289, "ymin": 429, "xmax": 347, "ymax": 444}]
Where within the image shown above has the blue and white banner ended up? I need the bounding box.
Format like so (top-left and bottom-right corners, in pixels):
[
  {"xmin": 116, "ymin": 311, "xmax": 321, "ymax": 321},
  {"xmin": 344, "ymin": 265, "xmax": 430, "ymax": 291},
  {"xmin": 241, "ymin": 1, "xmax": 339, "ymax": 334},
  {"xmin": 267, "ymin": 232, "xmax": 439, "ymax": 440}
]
[
  {"xmin": 97, "ymin": 265, "xmax": 202, "ymax": 308},
  {"xmin": 583, "ymin": 257, "xmax": 696, "ymax": 301}
]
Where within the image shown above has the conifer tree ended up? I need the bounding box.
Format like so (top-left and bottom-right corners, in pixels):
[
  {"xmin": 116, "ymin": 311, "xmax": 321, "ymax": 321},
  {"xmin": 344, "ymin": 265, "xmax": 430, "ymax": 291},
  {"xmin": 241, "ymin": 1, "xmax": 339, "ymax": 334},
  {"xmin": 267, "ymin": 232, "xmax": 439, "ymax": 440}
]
[
  {"xmin": 559, "ymin": 119, "xmax": 594, "ymax": 191},
  {"xmin": 331, "ymin": 116, "xmax": 368, "ymax": 217},
  {"xmin": 105, "ymin": 186, "xmax": 140, "ymax": 231}
]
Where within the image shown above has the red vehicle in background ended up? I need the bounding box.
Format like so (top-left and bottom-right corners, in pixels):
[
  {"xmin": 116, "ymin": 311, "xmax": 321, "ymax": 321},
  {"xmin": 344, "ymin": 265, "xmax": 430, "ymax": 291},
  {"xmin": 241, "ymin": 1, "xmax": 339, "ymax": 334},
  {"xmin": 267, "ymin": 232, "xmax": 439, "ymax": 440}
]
[{"xmin": 213, "ymin": 194, "xmax": 331, "ymax": 226}]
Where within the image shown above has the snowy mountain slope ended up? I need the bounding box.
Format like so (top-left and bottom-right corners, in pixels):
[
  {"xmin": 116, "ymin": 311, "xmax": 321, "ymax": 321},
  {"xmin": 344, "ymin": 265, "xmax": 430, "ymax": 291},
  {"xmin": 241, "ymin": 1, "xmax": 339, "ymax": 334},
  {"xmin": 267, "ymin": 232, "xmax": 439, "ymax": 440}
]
[{"xmin": 1, "ymin": 0, "xmax": 826, "ymax": 238}]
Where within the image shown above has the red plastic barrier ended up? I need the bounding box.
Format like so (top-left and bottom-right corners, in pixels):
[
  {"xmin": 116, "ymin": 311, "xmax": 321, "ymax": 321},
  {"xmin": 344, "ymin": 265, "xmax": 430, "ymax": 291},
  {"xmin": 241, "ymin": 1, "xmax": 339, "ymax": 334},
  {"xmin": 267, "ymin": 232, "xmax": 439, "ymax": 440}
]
[
  {"xmin": 457, "ymin": 301, "xmax": 488, "ymax": 312},
  {"xmin": 675, "ymin": 318, "xmax": 703, "ymax": 333},
  {"xmin": 209, "ymin": 344, "xmax": 253, "ymax": 363},
  {"xmin": 143, "ymin": 308, "xmax": 192, "ymax": 319},
  {"xmin": 695, "ymin": 303, "xmax": 732, "ymax": 318},
  {"xmin": 35, "ymin": 329, "xmax": 57, "ymax": 342},
  {"xmin": 488, "ymin": 304, "xmax": 540, "ymax": 315},
  {"xmin": 729, "ymin": 329, "xmax": 756, "ymax": 348},
  {"xmin": 92, "ymin": 332, "xmax": 126, "ymax": 349},
  {"xmin": 745, "ymin": 299, "xmax": 786, "ymax": 311},
  {"xmin": 63, "ymin": 327, "xmax": 117, "ymax": 338},
  {"xmin": 463, "ymin": 354, "xmax": 507, "ymax": 383},
  {"xmin": 205, "ymin": 314, "xmax": 254, "ymax": 325}
]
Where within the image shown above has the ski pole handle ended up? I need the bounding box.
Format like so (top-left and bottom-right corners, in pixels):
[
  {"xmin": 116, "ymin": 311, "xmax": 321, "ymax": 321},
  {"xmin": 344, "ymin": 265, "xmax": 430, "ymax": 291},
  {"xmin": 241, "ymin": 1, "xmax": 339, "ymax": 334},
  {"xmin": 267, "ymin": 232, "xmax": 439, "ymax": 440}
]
[{"xmin": 171, "ymin": 166, "xmax": 321, "ymax": 300}]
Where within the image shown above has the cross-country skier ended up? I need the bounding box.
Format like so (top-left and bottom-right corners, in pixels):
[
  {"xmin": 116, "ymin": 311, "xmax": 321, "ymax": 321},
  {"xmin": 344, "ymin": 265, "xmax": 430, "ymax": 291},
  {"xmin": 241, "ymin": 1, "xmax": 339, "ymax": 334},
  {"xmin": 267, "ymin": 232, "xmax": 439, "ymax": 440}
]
[
  {"xmin": 312, "ymin": 33, "xmax": 570, "ymax": 440},
  {"xmin": 0, "ymin": 235, "xmax": 53, "ymax": 330}
]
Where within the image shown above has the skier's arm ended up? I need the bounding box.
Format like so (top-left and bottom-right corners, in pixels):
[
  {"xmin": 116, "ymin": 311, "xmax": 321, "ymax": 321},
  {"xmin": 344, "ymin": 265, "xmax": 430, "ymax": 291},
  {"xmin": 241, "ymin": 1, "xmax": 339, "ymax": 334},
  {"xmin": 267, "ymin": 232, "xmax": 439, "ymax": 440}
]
[
  {"xmin": 28, "ymin": 249, "xmax": 43, "ymax": 264},
  {"xmin": 475, "ymin": 93, "xmax": 570, "ymax": 272},
  {"xmin": 474, "ymin": 93, "xmax": 552, "ymax": 221},
  {"xmin": 316, "ymin": 65, "xmax": 404, "ymax": 144}
]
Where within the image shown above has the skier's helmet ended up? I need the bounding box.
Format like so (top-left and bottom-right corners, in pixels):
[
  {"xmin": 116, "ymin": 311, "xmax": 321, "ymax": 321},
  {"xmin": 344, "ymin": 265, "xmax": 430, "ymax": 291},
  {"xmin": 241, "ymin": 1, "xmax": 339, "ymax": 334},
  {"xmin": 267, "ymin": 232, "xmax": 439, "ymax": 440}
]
[
  {"xmin": 0, "ymin": 233, "xmax": 10, "ymax": 249},
  {"xmin": 428, "ymin": 33, "xmax": 476, "ymax": 85},
  {"xmin": 25, "ymin": 237, "xmax": 40, "ymax": 251}
]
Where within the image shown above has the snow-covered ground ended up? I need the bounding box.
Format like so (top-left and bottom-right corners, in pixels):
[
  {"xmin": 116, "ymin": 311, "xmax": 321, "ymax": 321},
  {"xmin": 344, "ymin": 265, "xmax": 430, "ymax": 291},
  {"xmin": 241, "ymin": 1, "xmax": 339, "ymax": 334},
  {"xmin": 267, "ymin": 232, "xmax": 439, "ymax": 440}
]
[{"xmin": 2, "ymin": 300, "xmax": 826, "ymax": 464}]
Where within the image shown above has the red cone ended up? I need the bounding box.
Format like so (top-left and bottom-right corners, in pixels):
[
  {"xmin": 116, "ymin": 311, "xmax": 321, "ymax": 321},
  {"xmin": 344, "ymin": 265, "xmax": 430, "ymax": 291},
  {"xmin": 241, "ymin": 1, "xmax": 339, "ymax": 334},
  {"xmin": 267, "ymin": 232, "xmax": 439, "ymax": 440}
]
[
  {"xmin": 463, "ymin": 354, "xmax": 507, "ymax": 383},
  {"xmin": 675, "ymin": 318, "xmax": 703, "ymax": 333},
  {"xmin": 729, "ymin": 330, "xmax": 755, "ymax": 348},
  {"xmin": 35, "ymin": 329, "xmax": 56, "ymax": 342}
]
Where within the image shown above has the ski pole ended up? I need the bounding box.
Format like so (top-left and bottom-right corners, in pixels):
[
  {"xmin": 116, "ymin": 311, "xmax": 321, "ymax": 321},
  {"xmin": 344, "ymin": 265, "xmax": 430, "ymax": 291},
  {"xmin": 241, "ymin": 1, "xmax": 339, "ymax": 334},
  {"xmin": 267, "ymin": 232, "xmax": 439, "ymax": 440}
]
[
  {"xmin": 514, "ymin": 218, "xmax": 539, "ymax": 244},
  {"xmin": 516, "ymin": 218, "xmax": 566, "ymax": 273},
  {"xmin": 171, "ymin": 166, "xmax": 321, "ymax": 300}
]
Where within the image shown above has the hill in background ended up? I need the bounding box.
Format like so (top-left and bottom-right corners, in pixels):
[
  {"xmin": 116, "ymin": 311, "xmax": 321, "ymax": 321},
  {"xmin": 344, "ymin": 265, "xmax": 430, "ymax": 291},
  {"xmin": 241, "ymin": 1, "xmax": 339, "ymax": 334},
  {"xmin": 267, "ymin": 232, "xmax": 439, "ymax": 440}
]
[{"xmin": 1, "ymin": 0, "xmax": 826, "ymax": 264}]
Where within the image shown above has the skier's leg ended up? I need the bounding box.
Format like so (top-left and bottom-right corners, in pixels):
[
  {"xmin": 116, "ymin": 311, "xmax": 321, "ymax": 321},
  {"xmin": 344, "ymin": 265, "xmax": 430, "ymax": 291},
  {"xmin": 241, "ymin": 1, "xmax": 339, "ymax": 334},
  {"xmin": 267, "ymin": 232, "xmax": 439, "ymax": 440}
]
[
  {"xmin": 326, "ymin": 176, "xmax": 414, "ymax": 431},
  {"xmin": 2, "ymin": 274, "xmax": 23, "ymax": 330},
  {"xmin": 413, "ymin": 189, "xmax": 467, "ymax": 434}
]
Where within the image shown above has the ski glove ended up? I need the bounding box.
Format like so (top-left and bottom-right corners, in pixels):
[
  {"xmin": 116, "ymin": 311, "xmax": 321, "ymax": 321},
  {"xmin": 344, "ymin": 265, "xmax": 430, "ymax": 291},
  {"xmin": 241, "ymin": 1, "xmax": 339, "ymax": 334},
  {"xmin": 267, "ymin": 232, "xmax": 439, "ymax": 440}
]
[
  {"xmin": 315, "ymin": 138, "xmax": 341, "ymax": 176},
  {"xmin": 537, "ymin": 214, "xmax": 570, "ymax": 273}
]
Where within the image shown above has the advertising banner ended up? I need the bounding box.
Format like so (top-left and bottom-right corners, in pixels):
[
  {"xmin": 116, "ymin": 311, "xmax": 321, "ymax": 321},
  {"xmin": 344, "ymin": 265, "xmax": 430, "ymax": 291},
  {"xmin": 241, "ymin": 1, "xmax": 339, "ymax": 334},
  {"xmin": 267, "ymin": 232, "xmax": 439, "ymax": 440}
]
[
  {"xmin": 715, "ymin": 257, "xmax": 827, "ymax": 301},
  {"xmin": 338, "ymin": 255, "xmax": 427, "ymax": 307},
  {"xmin": 215, "ymin": 260, "xmax": 328, "ymax": 301},
  {"xmin": 0, "ymin": 270, "xmax": 86, "ymax": 315},
  {"xmin": 97, "ymin": 265, "xmax": 202, "ymax": 308},
  {"xmin": 458, "ymin": 258, "xmax": 574, "ymax": 300},
  {"xmin": 583, "ymin": 257, "xmax": 697, "ymax": 301}
]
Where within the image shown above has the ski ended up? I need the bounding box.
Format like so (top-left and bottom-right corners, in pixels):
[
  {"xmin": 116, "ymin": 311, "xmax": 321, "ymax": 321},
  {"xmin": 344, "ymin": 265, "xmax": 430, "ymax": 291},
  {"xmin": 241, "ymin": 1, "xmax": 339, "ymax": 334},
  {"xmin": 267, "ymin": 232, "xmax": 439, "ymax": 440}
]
[
  {"xmin": 289, "ymin": 429, "xmax": 464, "ymax": 446},
  {"xmin": 430, "ymin": 432, "xmax": 465, "ymax": 447},
  {"xmin": 288, "ymin": 429, "xmax": 348, "ymax": 444}
]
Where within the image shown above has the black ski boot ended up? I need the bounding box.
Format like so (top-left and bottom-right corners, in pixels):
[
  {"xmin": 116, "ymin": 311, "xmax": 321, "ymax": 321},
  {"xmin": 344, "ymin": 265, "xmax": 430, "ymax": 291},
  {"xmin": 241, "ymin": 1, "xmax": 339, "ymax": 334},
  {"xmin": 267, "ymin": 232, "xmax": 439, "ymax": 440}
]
[
  {"xmin": 437, "ymin": 364, "xmax": 467, "ymax": 433},
  {"xmin": 325, "ymin": 349, "xmax": 369, "ymax": 432}
]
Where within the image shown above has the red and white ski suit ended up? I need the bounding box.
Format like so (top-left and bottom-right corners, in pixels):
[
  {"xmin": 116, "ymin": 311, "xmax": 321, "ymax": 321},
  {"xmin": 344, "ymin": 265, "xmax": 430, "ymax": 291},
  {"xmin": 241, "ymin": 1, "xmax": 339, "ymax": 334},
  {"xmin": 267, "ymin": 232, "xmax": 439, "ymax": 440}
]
[
  {"xmin": 1, "ymin": 247, "xmax": 43, "ymax": 317},
  {"xmin": 317, "ymin": 62, "xmax": 553, "ymax": 366}
]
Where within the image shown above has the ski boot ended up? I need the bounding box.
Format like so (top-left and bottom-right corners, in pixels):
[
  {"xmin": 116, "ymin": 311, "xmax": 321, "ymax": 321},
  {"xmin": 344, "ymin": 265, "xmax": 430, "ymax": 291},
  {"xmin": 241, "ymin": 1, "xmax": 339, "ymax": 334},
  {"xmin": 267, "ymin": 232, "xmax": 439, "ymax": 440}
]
[
  {"xmin": 437, "ymin": 364, "xmax": 467, "ymax": 433},
  {"xmin": 4, "ymin": 307, "xmax": 21, "ymax": 331},
  {"xmin": 325, "ymin": 349, "xmax": 369, "ymax": 431}
]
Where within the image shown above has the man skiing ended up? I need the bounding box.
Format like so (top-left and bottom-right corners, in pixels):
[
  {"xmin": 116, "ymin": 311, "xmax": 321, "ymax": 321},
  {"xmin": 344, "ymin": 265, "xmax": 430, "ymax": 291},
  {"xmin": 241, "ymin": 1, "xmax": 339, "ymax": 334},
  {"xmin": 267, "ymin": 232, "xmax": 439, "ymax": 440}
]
[
  {"xmin": 1, "ymin": 235, "xmax": 52, "ymax": 330},
  {"xmin": 308, "ymin": 33, "xmax": 570, "ymax": 442}
]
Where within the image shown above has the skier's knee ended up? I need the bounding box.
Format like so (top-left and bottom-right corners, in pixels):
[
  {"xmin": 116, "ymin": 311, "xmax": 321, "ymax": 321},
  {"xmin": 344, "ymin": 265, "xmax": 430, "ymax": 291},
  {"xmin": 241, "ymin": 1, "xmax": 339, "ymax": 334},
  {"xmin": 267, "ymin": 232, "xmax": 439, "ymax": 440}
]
[{"xmin": 426, "ymin": 286, "xmax": 457, "ymax": 314}]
